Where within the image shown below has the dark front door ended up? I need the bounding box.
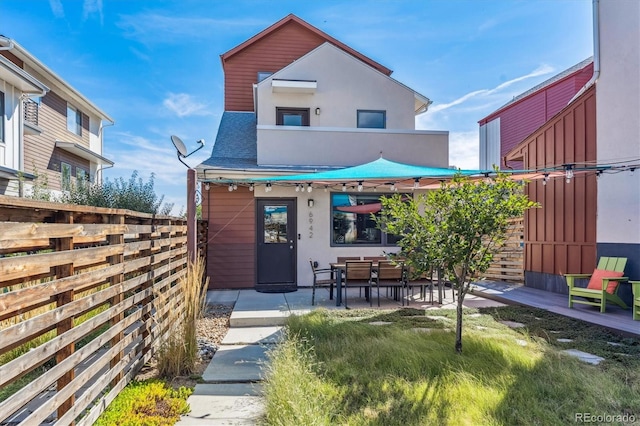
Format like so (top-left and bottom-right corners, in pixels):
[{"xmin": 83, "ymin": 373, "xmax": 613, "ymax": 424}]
[{"xmin": 256, "ymin": 198, "xmax": 297, "ymax": 292}]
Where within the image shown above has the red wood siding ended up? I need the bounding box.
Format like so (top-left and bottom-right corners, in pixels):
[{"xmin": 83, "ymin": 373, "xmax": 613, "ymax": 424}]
[
  {"xmin": 511, "ymin": 86, "xmax": 597, "ymax": 276},
  {"xmin": 223, "ymin": 21, "xmax": 326, "ymax": 111},
  {"xmin": 203, "ymin": 185, "xmax": 256, "ymax": 289}
]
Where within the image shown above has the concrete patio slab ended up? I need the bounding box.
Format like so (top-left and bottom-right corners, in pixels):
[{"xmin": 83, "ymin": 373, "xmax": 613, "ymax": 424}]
[{"xmin": 206, "ymin": 290, "xmax": 239, "ymax": 306}]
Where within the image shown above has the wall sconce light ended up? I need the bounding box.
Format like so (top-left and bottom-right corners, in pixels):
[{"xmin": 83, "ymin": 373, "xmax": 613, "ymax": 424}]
[
  {"xmin": 308, "ymin": 199, "xmax": 314, "ymax": 208},
  {"xmin": 315, "ymin": 107, "xmax": 321, "ymax": 115}
]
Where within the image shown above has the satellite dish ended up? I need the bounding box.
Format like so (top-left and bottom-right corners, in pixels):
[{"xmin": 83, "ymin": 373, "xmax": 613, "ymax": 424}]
[{"xmin": 171, "ymin": 135, "xmax": 188, "ymax": 157}]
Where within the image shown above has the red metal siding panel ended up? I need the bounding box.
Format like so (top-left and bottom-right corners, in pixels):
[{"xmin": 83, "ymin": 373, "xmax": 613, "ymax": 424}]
[
  {"xmin": 203, "ymin": 186, "xmax": 256, "ymax": 289},
  {"xmin": 516, "ymin": 86, "xmax": 597, "ymax": 276}
]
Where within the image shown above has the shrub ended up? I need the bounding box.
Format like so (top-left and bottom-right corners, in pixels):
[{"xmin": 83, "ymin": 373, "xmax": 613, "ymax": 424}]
[{"xmin": 94, "ymin": 380, "xmax": 191, "ymax": 426}]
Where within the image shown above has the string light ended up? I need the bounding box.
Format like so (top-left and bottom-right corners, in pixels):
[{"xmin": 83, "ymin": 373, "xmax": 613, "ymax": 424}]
[
  {"xmin": 565, "ymin": 165, "xmax": 574, "ymax": 184},
  {"xmin": 265, "ymin": 183, "xmax": 272, "ymax": 192},
  {"xmin": 542, "ymin": 174, "xmax": 549, "ymax": 186},
  {"xmin": 324, "ymin": 185, "xmax": 328, "ymax": 192},
  {"xmin": 228, "ymin": 183, "xmax": 233, "ymax": 192},
  {"xmin": 389, "ymin": 182, "xmax": 396, "ymax": 191},
  {"xmin": 413, "ymin": 178, "xmax": 420, "ymax": 189},
  {"xmin": 342, "ymin": 183, "xmax": 347, "ymax": 192},
  {"xmin": 204, "ymin": 182, "xmax": 210, "ymax": 191},
  {"xmin": 232, "ymin": 183, "xmax": 237, "ymax": 190},
  {"xmin": 357, "ymin": 181, "xmax": 363, "ymax": 192},
  {"xmin": 307, "ymin": 183, "xmax": 313, "ymax": 193},
  {"xmin": 249, "ymin": 183, "xmax": 254, "ymax": 191}
]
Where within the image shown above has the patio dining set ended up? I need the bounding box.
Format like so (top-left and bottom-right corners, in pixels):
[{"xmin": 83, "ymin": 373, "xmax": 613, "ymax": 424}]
[{"xmin": 309, "ymin": 257, "xmax": 454, "ymax": 308}]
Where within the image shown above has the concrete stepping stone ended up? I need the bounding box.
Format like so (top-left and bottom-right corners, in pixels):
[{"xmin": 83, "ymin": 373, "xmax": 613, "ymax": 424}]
[
  {"xmin": 499, "ymin": 320, "xmax": 525, "ymax": 328},
  {"xmin": 177, "ymin": 384, "xmax": 264, "ymax": 425},
  {"xmin": 466, "ymin": 313, "xmax": 482, "ymax": 318},
  {"xmin": 475, "ymin": 326, "xmax": 488, "ymax": 330},
  {"xmin": 607, "ymin": 342, "xmax": 623, "ymax": 347},
  {"xmin": 561, "ymin": 349, "xmax": 605, "ymax": 365},
  {"xmin": 369, "ymin": 321, "xmax": 393, "ymax": 326},
  {"xmin": 426, "ymin": 315, "xmax": 451, "ymax": 322},
  {"xmin": 411, "ymin": 328, "xmax": 433, "ymax": 333},
  {"xmin": 557, "ymin": 338, "xmax": 573, "ymax": 343},
  {"xmin": 202, "ymin": 345, "xmax": 269, "ymax": 383},
  {"xmin": 222, "ymin": 327, "xmax": 283, "ymax": 345}
]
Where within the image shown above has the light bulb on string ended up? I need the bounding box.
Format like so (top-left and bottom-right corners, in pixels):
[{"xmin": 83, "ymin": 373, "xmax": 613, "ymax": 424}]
[
  {"xmin": 228, "ymin": 183, "xmax": 233, "ymax": 192},
  {"xmin": 413, "ymin": 178, "xmax": 420, "ymax": 189},
  {"xmin": 342, "ymin": 183, "xmax": 347, "ymax": 192},
  {"xmin": 357, "ymin": 181, "xmax": 363, "ymax": 192},
  {"xmin": 542, "ymin": 174, "xmax": 549, "ymax": 186},
  {"xmin": 307, "ymin": 184, "xmax": 313, "ymax": 193},
  {"xmin": 249, "ymin": 183, "xmax": 254, "ymax": 191}
]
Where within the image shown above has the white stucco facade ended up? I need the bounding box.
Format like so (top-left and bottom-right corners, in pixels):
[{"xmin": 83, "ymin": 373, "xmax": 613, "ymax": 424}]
[{"xmin": 595, "ymin": 0, "xmax": 640, "ymax": 245}]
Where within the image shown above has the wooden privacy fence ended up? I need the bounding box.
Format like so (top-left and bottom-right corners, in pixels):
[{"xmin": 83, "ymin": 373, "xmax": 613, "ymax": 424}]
[
  {"xmin": 0, "ymin": 195, "xmax": 188, "ymax": 425},
  {"xmin": 482, "ymin": 217, "xmax": 525, "ymax": 283}
]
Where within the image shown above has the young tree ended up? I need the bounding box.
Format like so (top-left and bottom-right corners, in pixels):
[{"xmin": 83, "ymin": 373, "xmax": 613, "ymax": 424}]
[{"xmin": 377, "ymin": 172, "xmax": 539, "ymax": 353}]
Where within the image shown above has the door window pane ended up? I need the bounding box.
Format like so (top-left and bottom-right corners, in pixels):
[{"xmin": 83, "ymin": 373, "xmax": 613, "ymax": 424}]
[{"xmin": 264, "ymin": 205, "xmax": 288, "ymax": 243}]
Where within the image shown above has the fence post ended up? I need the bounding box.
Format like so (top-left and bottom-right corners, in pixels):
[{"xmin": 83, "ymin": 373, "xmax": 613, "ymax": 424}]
[{"xmin": 54, "ymin": 212, "xmax": 75, "ymax": 422}]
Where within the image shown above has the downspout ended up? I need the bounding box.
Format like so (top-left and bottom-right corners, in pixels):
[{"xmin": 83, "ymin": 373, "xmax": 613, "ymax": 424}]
[
  {"xmin": 97, "ymin": 120, "xmax": 115, "ymax": 183},
  {"xmin": 569, "ymin": 0, "xmax": 600, "ymax": 104}
]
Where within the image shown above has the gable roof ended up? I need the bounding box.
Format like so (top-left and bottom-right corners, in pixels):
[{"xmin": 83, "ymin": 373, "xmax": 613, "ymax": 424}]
[
  {"xmin": 0, "ymin": 35, "xmax": 114, "ymax": 123},
  {"xmin": 478, "ymin": 57, "xmax": 593, "ymax": 125},
  {"xmin": 259, "ymin": 42, "xmax": 431, "ymax": 114},
  {"xmin": 220, "ymin": 14, "xmax": 392, "ymax": 76}
]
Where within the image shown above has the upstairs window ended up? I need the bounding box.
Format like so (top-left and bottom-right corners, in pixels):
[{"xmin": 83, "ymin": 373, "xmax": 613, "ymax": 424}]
[
  {"xmin": 357, "ymin": 110, "xmax": 386, "ymax": 129},
  {"xmin": 257, "ymin": 71, "xmax": 273, "ymax": 82},
  {"xmin": 276, "ymin": 107, "xmax": 310, "ymax": 126},
  {"xmin": 67, "ymin": 104, "xmax": 81, "ymax": 135},
  {"xmin": 0, "ymin": 91, "xmax": 4, "ymax": 143}
]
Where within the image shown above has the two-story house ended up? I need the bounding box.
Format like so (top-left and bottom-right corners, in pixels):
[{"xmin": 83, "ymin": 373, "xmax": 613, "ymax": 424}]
[
  {"xmin": 500, "ymin": 0, "xmax": 639, "ymax": 306},
  {"xmin": 196, "ymin": 14, "xmax": 449, "ymax": 291},
  {"xmin": 0, "ymin": 36, "xmax": 113, "ymax": 197}
]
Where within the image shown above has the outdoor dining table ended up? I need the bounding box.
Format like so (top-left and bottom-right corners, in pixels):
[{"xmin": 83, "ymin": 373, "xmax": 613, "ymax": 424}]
[{"xmin": 329, "ymin": 262, "xmax": 379, "ymax": 306}]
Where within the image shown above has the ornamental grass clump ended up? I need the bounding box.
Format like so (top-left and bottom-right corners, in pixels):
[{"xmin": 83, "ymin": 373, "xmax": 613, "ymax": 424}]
[{"xmin": 155, "ymin": 256, "xmax": 208, "ymax": 379}]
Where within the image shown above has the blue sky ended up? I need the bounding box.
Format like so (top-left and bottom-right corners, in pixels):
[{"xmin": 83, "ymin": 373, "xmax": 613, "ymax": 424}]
[{"xmin": 1, "ymin": 0, "xmax": 593, "ymax": 213}]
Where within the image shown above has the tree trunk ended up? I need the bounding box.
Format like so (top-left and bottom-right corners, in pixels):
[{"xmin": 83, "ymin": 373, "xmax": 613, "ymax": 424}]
[{"xmin": 455, "ymin": 297, "xmax": 463, "ymax": 353}]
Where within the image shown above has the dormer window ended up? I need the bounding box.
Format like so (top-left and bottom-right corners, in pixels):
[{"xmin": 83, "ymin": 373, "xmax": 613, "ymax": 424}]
[
  {"xmin": 276, "ymin": 107, "xmax": 310, "ymax": 126},
  {"xmin": 257, "ymin": 71, "xmax": 273, "ymax": 82}
]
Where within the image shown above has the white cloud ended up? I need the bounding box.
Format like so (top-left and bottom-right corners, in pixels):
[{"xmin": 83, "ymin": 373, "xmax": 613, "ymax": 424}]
[
  {"xmin": 116, "ymin": 14, "xmax": 265, "ymax": 43},
  {"xmin": 48, "ymin": 0, "xmax": 64, "ymax": 18},
  {"xmin": 83, "ymin": 0, "xmax": 104, "ymax": 24},
  {"xmin": 449, "ymin": 131, "xmax": 480, "ymax": 170},
  {"xmin": 429, "ymin": 64, "xmax": 555, "ymax": 113},
  {"xmin": 163, "ymin": 93, "xmax": 211, "ymax": 117}
]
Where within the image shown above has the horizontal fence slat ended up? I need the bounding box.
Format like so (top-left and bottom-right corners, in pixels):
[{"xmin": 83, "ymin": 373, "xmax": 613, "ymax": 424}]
[
  {"xmin": 0, "ymin": 223, "xmax": 129, "ymax": 242},
  {"xmin": 0, "ymin": 304, "xmax": 150, "ymax": 424}
]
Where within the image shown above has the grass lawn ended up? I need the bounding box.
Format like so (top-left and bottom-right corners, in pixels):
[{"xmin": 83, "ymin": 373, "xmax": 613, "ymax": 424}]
[{"xmin": 263, "ymin": 306, "xmax": 640, "ymax": 426}]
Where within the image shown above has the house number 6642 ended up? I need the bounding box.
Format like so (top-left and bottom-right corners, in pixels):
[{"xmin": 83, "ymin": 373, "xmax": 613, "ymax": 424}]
[{"xmin": 308, "ymin": 212, "xmax": 313, "ymax": 238}]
